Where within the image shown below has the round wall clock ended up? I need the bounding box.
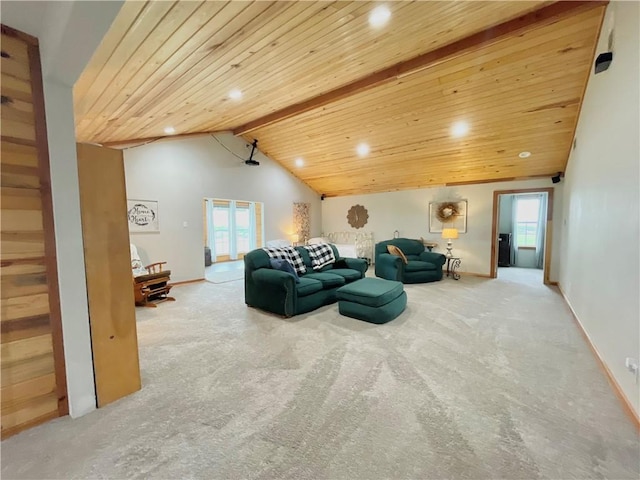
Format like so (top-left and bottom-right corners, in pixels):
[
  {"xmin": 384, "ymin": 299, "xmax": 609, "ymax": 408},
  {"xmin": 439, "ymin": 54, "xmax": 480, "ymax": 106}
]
[{"xmin": 347, "ymin": 204, "xmax": 369, "ymax": 229}]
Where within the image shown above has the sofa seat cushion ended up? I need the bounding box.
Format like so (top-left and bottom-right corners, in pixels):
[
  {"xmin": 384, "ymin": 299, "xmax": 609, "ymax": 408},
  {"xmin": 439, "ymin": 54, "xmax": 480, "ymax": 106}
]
[
  {"xmin": 301, "ymin": 272, "xmax": 345, "ymax": 288},
  {"xmin": 327, "ymin": 268, "xmax": 362, "ymax": 282},
  {"xmin": 405, "ymin": 254, "xmax": 421, "ymax": 261},
  {"xmin": 336, "ymin": 277, "xmax": 404, "ymax": 308},
  {"xmin": 405, "ymin": 260, "xmax": 437, "ymax": 272},
  {"xmin": 296, "ymin": 277, "xmax": 324, "ymax": 297}
]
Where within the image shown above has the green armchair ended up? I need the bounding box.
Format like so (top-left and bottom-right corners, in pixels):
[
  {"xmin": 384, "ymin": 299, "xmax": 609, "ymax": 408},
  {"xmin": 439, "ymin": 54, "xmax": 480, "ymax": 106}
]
[{"xmin": 375, "ymin": 238, "xmax": 446, "ymax": 284}]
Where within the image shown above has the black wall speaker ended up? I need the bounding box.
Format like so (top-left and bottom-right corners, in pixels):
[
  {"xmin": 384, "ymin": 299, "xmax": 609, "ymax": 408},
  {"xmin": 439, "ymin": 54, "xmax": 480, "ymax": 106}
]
[
  {"xmin": 551, "ymin": 172, "xmax": 563, "ymax": 184},
  {"xmin": 594, "ymin": 52, "xmax": 613, "ymax": 74},
  {"xmin": 321, "ymin": 194, "xmax": 326, "ymax": 201}
]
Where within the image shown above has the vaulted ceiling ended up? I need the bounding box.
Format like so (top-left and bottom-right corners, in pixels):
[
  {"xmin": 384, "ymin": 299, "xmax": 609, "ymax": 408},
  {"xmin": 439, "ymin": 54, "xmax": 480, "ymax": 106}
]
[{"xmin": 74, "ymin": 1, "xmax": 606, "ymax": 197}]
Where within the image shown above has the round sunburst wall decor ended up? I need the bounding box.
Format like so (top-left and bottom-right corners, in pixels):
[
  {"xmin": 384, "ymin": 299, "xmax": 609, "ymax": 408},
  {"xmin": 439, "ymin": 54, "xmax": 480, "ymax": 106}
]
[
  {"xmin": 347, "ymin": 205, "xmax": 369, "ymax": 229},
  {"xmin": 435, "ymin": 202, "xmax": 460, "ymax": 223}
]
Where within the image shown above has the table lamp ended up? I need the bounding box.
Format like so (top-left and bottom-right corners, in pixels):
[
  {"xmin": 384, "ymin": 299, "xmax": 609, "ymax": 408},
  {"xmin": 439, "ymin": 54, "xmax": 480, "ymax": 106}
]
[
  {"xmin": 441, "ymin": 228, "xmax": 458, "ymax": 257},
  {"xmin": 291, "ymin": 234, "xmax": 299, "ymax": 246}
]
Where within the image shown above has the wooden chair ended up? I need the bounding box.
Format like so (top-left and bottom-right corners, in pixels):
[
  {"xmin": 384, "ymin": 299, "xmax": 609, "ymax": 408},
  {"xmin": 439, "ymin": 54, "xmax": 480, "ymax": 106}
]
[{"xmin": 131, "ymin": 245, "xmax": 175, "ymax": 307}]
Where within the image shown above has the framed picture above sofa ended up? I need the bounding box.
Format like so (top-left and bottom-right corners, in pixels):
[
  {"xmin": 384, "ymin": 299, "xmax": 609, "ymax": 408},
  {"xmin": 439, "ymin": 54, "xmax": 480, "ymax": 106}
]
[{"xmin": 429, "ymin": 200, "xmax": 467, "ymax": 233}]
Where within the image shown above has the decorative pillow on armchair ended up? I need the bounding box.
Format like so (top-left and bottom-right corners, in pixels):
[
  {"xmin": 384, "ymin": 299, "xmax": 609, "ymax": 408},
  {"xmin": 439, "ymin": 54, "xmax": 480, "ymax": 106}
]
[{"xmin": 387, "ymin": 245, "xmax": 408, "ymax": 264}]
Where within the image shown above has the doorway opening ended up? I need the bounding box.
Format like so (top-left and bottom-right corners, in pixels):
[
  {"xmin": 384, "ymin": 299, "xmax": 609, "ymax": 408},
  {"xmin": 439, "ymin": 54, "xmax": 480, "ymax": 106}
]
[
  {"xmin": 490, "ymin": 188, "xmax": 554, "ymax": 285},
  {"xmin": 203, "ymin": 198, "xmax": 264, "ymax": 282}
]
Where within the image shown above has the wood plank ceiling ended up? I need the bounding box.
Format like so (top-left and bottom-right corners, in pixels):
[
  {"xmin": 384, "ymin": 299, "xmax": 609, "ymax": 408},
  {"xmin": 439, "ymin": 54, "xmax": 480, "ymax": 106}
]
[{"xmin": 74, "ymin": 1, "xmax": 606, "ymax": 197}]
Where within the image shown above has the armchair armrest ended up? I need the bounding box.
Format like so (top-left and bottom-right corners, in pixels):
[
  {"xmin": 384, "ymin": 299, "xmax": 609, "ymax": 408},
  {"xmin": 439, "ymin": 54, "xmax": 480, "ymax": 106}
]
[
  {"xmin": 419, "ymin": 251, "xmax": 446, "ymax": 266},
  {"xmin": 377, "ymin": 253, "xmax": 402, "ymax": 268},
  {"xmin": 341, "ymin": 257, "xmax": 368, "ymax": 276},
  {"xmin": 375, "ymin": 253, "xmax": 403, "ymax": 281}
]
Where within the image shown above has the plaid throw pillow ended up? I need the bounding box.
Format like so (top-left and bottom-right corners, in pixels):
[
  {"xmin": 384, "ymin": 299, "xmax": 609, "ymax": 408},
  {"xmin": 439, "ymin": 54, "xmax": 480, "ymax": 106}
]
[
  {"xmin": 303, "ymin": 243, "xmax": 336, "ymax": 270},
  {"xmin": 263, "ymin": 247, "xmax": 307, "ymax": 275}
]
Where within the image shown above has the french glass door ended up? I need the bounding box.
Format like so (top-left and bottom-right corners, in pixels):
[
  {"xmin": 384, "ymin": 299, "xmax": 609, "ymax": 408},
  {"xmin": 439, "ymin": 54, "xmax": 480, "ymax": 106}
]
[
  {"xmin": 206, "ymin": 199, "xmax": 262, "ymax": 263},
  {"xmin": 213, "ymin": 201, "xmax": 231, "ymax": 262}
]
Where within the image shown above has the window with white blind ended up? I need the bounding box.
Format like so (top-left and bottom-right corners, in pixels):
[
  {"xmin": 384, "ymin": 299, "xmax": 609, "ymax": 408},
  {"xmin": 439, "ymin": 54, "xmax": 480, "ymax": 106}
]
[{"xmin": 515, "ymin": 197, "xmax": 540, "ymax": 247}]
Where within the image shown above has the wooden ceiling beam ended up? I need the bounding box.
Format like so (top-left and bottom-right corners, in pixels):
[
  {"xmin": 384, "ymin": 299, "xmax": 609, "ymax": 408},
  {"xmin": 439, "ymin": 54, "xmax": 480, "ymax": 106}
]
[{"xmin": 233, "ymin": 0, "xmax": 607, "ymax": 136}]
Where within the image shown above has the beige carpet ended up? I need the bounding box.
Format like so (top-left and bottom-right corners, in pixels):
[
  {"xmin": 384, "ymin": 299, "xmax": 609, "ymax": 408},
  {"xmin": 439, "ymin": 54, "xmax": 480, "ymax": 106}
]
[
  {"xmin": 205, "ymin": 260, "xmax": 244, "ymax": 284},
  {"xmin": 2, "ymin": 269, "xmax": 638, "ymax": 479},
  {"xmin": 205, "ymin": 270, "xmax": 244, "ymax": 284}
]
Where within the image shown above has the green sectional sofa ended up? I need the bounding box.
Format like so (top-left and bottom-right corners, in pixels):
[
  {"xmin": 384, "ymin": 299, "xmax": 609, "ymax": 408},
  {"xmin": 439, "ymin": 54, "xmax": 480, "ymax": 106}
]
[
  {"xmin": 375, "ymin": 238, "xmax": 446, "ymax": 284},
  {"xmin": 244, "ymin": 244, "xmax": 368, "ymax": 317}
]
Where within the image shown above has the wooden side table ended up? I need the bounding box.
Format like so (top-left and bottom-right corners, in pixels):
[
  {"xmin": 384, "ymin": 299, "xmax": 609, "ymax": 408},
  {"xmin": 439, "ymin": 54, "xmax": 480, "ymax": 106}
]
[
  {"xmin": 423, "ymin": 241, "xmax": 438, "ymax": 252},
  {"xmin": 445, "ymin": 257, "xmax": 461, "ymax": 280}
]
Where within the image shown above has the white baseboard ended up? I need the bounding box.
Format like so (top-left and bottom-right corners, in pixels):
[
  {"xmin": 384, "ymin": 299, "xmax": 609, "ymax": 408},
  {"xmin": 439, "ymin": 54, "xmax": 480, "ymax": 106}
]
[{"xmin": 557, "ymin": 284, "xmax": 639, "ymax": 428}]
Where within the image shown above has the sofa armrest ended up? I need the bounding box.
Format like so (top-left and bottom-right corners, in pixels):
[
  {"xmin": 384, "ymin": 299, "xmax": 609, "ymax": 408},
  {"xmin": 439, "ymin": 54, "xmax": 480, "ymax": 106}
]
[
  {"xmin": 252, "ymin": 268, "xmax": 296, "ymax": 290},
  {"xmin": 249, "ymin": 268, "xmax": 296, "ymax": 317},
  {"xmin": 419, "ymin": 251, "xmax": 446, "ymax": 266},
  {"xmin": 341, "ymin": 257, "xmax": 368, "ymax": 276}
]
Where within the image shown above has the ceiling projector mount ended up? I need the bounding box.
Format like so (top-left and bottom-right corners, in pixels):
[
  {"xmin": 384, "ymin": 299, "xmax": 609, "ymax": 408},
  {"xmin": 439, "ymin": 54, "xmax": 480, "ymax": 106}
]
[{"xmin": 245, "ymin": 139, "xmax": 260, "ymax": 166}]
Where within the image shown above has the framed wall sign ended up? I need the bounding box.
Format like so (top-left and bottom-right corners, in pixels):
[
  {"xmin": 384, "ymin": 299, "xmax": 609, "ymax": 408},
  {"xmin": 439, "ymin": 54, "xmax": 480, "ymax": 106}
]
[
  {"xmin": 127, "ymin": 199, "xmax": 159, "ymax": 233},
  {"xmin": 429, "ymin": 200, "xmax": 467, "ymax": 233}
]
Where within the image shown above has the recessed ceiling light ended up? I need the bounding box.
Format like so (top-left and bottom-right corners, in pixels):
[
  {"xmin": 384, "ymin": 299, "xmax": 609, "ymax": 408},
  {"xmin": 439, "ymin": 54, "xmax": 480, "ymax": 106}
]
[
  {"xmin": 450, "ymin": 121, "xmax": 470, "ymax": 138},
  {"xmin": 295, "ymin": 157, "xmax": 304, "ymax": 167},
  {"xmin": 229, "ymin": 89, "xmax": 242, "ymax": 100},
  {"xmin": 519, "ymin": 151, "xmax": 532, "ymax": 158},
  {"xmin": 356, "ymin": 143, "xmax": 370, "ymax": 157},
  {"xmin": 369, "ymin": 6, "xmax": 391, "ymax": 28},
  {"xmin": 164, "ymin": 126, "xmax": 176, "ymax": 135}
]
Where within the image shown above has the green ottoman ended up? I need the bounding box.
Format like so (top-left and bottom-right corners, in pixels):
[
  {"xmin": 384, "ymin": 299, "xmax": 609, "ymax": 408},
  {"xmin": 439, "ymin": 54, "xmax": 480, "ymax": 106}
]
[{"xmin": 336, "ymin": 277, "xmax": 407, "ymax": 324}]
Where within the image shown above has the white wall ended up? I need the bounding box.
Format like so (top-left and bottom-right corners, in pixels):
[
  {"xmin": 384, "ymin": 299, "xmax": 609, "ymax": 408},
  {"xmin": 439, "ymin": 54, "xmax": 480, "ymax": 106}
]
[
  {"xmin": 559, "ymin": 2, "xmax": 640, "ymax": 415},
  {"xmin": 124, "ymin": 133, "xmax": 322, "ymax": 282},
  {"xmin": 1, "ymin": 0, "xmax": 124, "ymax": 418},
  {"xmin": 322, "ymin": 179, "xmax": 563, "ymax": 279}
]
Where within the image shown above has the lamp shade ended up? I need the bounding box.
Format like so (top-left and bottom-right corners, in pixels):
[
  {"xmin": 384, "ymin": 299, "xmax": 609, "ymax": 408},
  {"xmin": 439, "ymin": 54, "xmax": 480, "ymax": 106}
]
[{"xmin": 441, "ymin": 228, "xmax": 459, "ymax": 239}]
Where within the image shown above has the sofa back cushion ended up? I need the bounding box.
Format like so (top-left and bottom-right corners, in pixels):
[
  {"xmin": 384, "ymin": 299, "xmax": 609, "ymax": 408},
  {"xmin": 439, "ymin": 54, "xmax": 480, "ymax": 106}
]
[
  {"xmin": 296, "ymin": 246, "xmax": 313, "ymax": 268},
  {"xmin": 262, "ymin": 247, "xmax": 307, "ymax": 275},
  {"xmin": 302, "ymin": 243, "xmax": 336, "ymax": 270},
  {"xmin": 244, "ymin": 248, "xmax": 271, "ymax": 271},
  {"xmin": 295, "ymin": 244, "xmax": 340, "ymax": 269},
  {"xmin": 270, "ymin": 258, "xmax": 300, "ymax": 282}
]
